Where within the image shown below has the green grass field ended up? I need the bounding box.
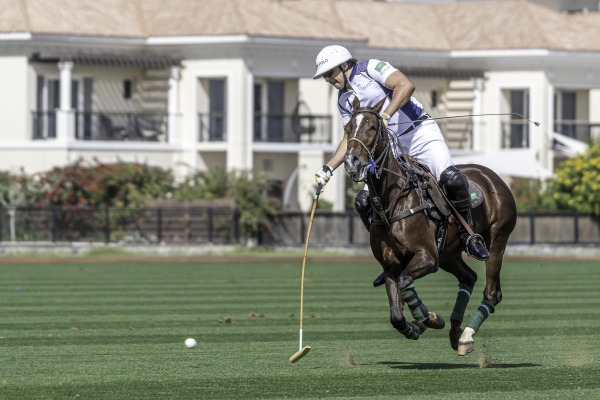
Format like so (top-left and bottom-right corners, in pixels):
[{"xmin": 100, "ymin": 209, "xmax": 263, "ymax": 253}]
[{"xmin": 1, "ymin": 256, "xmax": 599, "ymax": 399}]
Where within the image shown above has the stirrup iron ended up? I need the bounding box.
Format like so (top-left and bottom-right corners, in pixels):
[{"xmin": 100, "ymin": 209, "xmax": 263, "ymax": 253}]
[{"xmin": 464, "ymin": 233, "xmax": 488, "ymax": 261}]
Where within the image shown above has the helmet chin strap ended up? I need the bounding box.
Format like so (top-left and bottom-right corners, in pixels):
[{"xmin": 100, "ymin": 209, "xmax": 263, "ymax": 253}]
[{"xmin": 341, "ymin": 63, "xmax": 353, "ymax": 89}]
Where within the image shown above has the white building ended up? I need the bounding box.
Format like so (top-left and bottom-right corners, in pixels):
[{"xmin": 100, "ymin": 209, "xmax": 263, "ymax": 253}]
[{"xmin": 1, "ymin": 0, "xmax": 599, "ymax": 211}]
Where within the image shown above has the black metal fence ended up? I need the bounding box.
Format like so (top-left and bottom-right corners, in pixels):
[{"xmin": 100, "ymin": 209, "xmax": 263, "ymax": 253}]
[
  {"xmin": 1, "ymin": 207, "xmax": 599, "ymax": 246},
  {"xmin": 0, "ymin": 206, "xmax": 240, "ymax": 244}
]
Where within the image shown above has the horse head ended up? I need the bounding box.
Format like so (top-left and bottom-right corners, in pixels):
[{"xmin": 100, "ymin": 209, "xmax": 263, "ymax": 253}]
[{"xmin": 344, "ymin": 97, "xmax": 388, "ymax": 183}]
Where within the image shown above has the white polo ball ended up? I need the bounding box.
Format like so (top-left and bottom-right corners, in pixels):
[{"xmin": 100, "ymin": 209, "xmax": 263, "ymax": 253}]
[{"xmin": 184, "ymin": 338, "xmax": 197, "ymax": 348}]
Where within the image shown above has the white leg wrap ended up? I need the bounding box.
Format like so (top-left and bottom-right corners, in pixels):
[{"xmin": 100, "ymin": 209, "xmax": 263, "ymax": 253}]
[{"xmin": 457, "ymin": 327, "xmax": 476, "ymax": 356}]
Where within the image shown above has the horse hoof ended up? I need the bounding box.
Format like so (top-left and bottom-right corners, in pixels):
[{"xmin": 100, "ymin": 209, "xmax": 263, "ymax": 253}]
[
  {"xmin": 449, "ymin": 328, "xmax": 463, "ymax": 351},
  {"xmin": 457, "ymin": 327, "xmax": 475, "ymax": 356},
  {"xmin": 425, "ymin": 312, "xmax": 445, "ymax": 329},
  {"xmin": 458, "ymin": 342, "xmax": 474, "ymax": 356},
  {"xmin": 402, "ymin": 322, "xmax": 421, "ymax": 340},
  {"xmin": 411, "ymin": 321, "xmax": 428, "ymax": 335}
]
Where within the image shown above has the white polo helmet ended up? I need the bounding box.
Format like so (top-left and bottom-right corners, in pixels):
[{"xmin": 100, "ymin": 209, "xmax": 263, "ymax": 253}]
[{"xmin": 313, "ymin": 45, "xmax": 353, "ymax": 79}]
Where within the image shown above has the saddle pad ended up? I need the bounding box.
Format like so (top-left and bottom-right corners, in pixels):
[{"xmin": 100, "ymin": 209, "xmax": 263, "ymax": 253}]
[{"xmin": 469, "ymin": 182, "xmax": 484, "ymax": 208}]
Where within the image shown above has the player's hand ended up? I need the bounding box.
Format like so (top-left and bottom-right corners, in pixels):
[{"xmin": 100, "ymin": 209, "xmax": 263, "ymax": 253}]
[
  {"xmin": 315, "ymin": 165, "xmax": 333, "ymax": 187},
  {"xmin": 381, "ymin": 113, "xmax": 390, "ymax": 128}
]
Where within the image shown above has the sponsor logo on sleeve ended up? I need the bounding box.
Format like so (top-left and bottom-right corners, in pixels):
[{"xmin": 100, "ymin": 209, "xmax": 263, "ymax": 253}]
[{"xmin": 375, "ymin": 62, "xmax": 388, "ymax": 72}]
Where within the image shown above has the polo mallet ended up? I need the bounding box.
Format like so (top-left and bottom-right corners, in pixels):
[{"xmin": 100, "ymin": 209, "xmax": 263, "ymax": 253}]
[{"xmin": 289, "ymin": 183, "xmax": 323, "ymax": 363}]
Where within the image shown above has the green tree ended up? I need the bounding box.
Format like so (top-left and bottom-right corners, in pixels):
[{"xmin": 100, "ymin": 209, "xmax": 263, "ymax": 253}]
[{"xmin": 545, "ymin": 140, "xmax": 600, "ymax": 215}]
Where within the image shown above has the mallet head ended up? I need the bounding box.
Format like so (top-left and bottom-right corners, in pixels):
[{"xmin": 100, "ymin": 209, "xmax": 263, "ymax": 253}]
[{"xmin": 289, "ymin": 346, "xmax": 311, "ymax": 363}]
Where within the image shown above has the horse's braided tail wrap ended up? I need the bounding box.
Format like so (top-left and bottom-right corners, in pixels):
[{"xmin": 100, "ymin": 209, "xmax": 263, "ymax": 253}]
[{"xmin": 343, "ymin": 97, "xmax": 517, "ymax": 355}]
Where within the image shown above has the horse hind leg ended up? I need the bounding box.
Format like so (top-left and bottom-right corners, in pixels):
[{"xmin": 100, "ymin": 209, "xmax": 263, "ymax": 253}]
[
  {"xmin": 457, "ymin": 243, "xmax": 504, "ymax": 356},
  {"xmin": 440, "ymin": 257, "xmax": 478, "ymax": 352}
]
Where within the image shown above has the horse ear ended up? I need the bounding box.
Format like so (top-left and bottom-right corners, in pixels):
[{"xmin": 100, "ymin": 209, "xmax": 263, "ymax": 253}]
[
  {"xmin": 374, "ymin": 97, "xmax": 386, "ymax": 113},
  {"xmin": 352, "ymin": 96, "xmax": 361, "ymax": 112}
]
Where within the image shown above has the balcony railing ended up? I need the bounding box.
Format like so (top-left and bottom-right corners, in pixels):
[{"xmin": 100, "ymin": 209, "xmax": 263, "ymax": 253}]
[
  {"xmin": 198, "ymin": 112, "xmax": 227, "ymax": 141},
  {"xmin": 32, "ymin": 111, "xmax": 56, "ymax": 139},
  {"xmin": 32, "ymin": 111, "xmax": 170, "ymax": 142},
  {"xmin": 554, "ymin": 120, "xmax": 600, "ymax": 143},
  {"xmin": 198, "ymin": 112, "xmax": 332, "ymax": 144}
]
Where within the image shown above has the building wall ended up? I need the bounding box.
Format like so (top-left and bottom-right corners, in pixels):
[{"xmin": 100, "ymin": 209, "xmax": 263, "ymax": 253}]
[
  {"xmin": 180, "ymin": 58, "xmax": 252, "ymax": 173},
  {"xmin": 0, "ymin": 57, "xmax": 29, "ymax": 143},
  {"xmin": 482, "ymin": 70, "xmax": 550, "ymax": 157},
  {"xmin": 590, "ymin": 89, "xmax": 600, "ymax": 124}
]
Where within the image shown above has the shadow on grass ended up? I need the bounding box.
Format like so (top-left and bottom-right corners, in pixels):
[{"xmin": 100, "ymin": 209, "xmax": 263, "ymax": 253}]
[{"xmin": 377, "ymin": 361, "xmax": 541, "ymax": 369}]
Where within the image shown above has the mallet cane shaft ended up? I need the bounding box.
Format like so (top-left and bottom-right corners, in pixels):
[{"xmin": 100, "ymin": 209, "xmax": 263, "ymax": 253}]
[{"xmin": 289, "ymin": 184, "xmax": 322, "ymax": 363}]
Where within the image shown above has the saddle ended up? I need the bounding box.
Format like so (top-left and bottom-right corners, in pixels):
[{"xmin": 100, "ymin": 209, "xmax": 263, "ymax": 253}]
[{"xmin": 370, "ymin": 156, "xmax": 484, "ymax": 254}]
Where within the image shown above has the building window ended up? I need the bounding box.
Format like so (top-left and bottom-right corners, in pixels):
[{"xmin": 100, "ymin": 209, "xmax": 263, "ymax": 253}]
[
  {"xmin": 501, "ymin": 89, "xmax": 530, "ymax": 148},
  {"xmin": 208, "ymin": 79, "xmax": 226, "ymax": 141},
  {"xmin": 253, "ymin": 81, "xmax": 284, "ymax": 142},
  {"xmin": 431, "ymin": 90, "xmax": 438, "ymax": 108},
  {"xmin": 123, "ymin": 79, "xmax": 133, "ymax": 99},
  {"xmin": 556, "ymin": 91, "xmax": 577, "ymax": 138}
]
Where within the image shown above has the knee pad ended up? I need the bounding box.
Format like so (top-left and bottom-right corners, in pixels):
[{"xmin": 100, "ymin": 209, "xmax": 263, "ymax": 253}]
[
  {"xmin": 439, "ymin": 166, "xmax": 471, "ymax": 210},
  {"xmin": 354, "ymin": 189, "xmax": 370, "ymax": 214}
]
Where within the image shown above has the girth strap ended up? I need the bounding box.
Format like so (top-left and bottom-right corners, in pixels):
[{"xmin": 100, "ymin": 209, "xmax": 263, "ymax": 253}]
[{"xmin": 372, "ymin": 202, "xmax": 434, "ymax": 226}]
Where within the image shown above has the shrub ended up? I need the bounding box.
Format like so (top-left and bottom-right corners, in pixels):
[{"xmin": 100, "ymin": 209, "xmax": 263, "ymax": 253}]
[
  {"xmin": 35, "ymin": 160, "xmax": 174, "ymax": 207},
  {"xmin": 544, "ymin": 140, "xmax": 600, "ymax": 215}
]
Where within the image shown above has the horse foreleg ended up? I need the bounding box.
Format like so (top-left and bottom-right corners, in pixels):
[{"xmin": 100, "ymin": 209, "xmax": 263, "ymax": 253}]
[
  {"xmin": 457, "ymin": 299, "xmax": 495, "ymax": 356},
  {"xmin": 385, "ymin": 275, "xmax": 421, "ymax": 340},
  {"xmin": 396, "ymin": 251, "xmax": 446, "ymax": 331}
]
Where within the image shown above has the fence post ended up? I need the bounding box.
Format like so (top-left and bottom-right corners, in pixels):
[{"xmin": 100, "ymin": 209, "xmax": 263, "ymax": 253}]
[
  {"xmin": 574, "ymin": 213, "xmax": 580, "ymax": 244},
  {"xmin": 208, "ymin": 208, "xmax": 213, "ymax": 243},
  {"xmin": 104, "ymin": 207, "xmax": 110, "ymax": 244},
  {"xmin": 157, "ymin": 207, "xmax": 163, "ymax": 243},
  {"xmin": 233, "ymin": 209, "xmax": 240, "ymax": 243},
  {"xmin": 300, "ymin": 211, "xmax": 306, "ymax": 245},
  {"xmin": 348, "ymin": 212, "xmax": 354, "ymax": 244},
  {"xmin": 0, "ymin": 206, "xmax": 3, "ymax": 242},
  {"xmin": 529, "ymin": 213, "xmax": 535, "ymax": 245},
  {"xmin": 51, "ymin": 207, "xmax": 58, "ymax": 242}
]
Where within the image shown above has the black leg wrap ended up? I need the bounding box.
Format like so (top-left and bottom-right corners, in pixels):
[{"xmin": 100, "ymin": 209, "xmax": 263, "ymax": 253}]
[
  {"xmin": 354, "ymin": 189, "xmax": 372, "ymax": 232},
  {"xmin": 397, "ymin": 320, "xmax": 420, "ymax": 340},
  {"xmin": 403, "ymin": 293, "xmax": 429, "ymax": 323},
  {"xmin": 401, "ymin": 285, "xmax": 429, "ymax": 323}
]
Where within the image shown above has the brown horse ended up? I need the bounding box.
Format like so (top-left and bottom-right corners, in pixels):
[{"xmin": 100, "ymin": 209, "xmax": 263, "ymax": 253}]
[{"xmin": 343, "ymin": 97, "xmax": 517, "ymax": 355}]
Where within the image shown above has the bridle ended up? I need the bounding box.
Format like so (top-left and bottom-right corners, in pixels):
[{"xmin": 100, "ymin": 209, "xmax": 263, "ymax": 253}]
[
  {"xmin": 347, "ymin": 109, "xmax": 417, "ymax": 183},
  {"xmin": 347, "ymin": 109, "xmax": 390, "ymax": 180}
]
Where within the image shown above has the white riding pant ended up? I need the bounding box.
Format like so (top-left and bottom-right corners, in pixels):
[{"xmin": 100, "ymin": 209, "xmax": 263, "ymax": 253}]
[
  {"xmin": 363, "ymin": 119, "xmax": 454, "ymax": 194},
  {"xmin": 394, "ymin": 119, "xmax": 454, "ymax": 181}
]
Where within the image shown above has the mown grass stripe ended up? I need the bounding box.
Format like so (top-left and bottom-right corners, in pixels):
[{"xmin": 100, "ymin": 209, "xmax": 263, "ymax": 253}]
[{"xmin": 0, "ymin": 259, "xmax": 598, "ymax": 399}]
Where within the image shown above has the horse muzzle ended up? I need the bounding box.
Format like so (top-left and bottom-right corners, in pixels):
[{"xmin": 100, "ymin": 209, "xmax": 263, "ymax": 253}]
[{"xmin": 344, "ymin": 152, "xmax": 370, "ymax": 182}]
